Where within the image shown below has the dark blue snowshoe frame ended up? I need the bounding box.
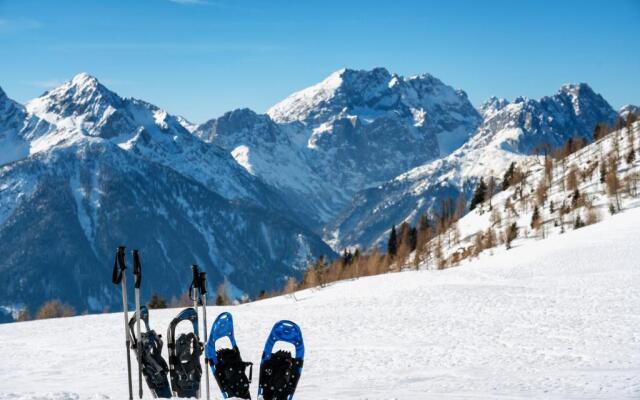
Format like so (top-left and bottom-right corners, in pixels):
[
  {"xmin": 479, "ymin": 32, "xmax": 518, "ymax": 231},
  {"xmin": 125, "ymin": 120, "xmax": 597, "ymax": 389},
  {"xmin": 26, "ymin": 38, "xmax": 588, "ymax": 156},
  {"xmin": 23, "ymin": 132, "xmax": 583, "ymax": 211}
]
[{"xmin": 167, "ymin": 307, "xmax": 202, "ymax": 398}]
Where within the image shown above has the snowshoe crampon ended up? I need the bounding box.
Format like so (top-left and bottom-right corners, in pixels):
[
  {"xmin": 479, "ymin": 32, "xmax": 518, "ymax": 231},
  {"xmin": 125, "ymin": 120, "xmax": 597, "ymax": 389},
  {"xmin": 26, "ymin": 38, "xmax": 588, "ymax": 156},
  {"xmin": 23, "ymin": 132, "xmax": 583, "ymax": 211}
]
[
  {"xmin": 167, "ymin": 307, "xmax": 202, "ymax": 398},
  {"xmin": 258, "ymin": 320, "xmax": 304, "ymax": 400},
  {"xmin": 206, "ymin": 312, "xmax": 253, "ymax": 399},
  {"xmin": 128, "ymin": 305, "xmax": 172, "ymax": 398}
]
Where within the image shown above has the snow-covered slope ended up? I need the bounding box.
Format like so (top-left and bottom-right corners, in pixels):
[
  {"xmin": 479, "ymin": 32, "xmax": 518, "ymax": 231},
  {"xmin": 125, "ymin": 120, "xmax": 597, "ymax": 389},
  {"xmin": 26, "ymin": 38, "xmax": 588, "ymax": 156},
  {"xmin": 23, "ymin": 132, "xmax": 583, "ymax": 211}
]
[
  {"xmin": 329, "ymin": 83, "xmax": 619, "ymax": 248},
  {"xmin": 195, "ymin": 68, "xmax": 481, "ymax": 225},
  {"xmin": 1, "ymin": 206, "xmax": 638, "ymax": 399}
]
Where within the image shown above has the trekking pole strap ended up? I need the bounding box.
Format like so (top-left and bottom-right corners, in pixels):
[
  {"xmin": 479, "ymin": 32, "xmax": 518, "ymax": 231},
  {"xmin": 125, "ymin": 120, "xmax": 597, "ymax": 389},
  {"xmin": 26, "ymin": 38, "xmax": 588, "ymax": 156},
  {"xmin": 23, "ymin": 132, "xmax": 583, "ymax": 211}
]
[{"xmin": 112, "ymin": 246, "xmax": 127, "ymax": 285}]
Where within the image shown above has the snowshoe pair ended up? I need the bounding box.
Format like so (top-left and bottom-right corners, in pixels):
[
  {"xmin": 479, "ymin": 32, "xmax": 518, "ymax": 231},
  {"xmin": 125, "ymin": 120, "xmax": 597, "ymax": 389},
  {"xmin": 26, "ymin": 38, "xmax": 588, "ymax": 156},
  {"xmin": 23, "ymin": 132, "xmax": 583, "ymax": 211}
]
[
  {"xmin": 206, "ymin": 312, "xmax": 305, "ymax": 400},
  {"xmin": 129, "ymin": 306, "xmax": 203, "ymax": 398}
]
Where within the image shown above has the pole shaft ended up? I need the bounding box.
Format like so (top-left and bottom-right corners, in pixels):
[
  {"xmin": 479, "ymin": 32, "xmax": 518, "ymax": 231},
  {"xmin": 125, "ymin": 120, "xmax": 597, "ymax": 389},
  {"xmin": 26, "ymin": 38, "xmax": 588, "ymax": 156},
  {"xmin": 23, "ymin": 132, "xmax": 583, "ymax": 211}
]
[
  {"xmin": 135, "ymin": 287, "xmax": 143, "ymax": 398},
  {"xmin": 194, "ymin": 287, "xmax": 200, "ymax": 399},
  {"xmin": 121, "ymin": 273, "xmax": 133, "ymax": 400},
  {"xmin": 202, "ymin": 293, "xmax": 210, "ymax": 400}
]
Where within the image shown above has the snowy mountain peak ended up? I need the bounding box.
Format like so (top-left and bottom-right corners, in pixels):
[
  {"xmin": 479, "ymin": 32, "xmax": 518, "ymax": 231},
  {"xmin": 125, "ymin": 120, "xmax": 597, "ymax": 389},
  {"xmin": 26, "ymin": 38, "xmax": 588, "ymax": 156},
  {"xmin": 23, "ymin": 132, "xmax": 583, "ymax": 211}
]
[
  {"xmin": 552, "ymin": 82, "xmax": 613, "ymax": 119},
  {"xmin": 267, "ymin": 67, "xmax": 481, "ymax": 154},
  {"xmin": 559, "ymin": 82, "xmax": 593, "ymax": 96},
  {"xmin": 619, "ymin": 104, "xmax": 640, "ymax": 119},
  {"xmin": 268, "ymin": 67, "xmax": 415, "ymax": 124},
  {"xmin": 70, "ymin": 72, "xmax": 100, "ymax": 88},
  {"xmin": 479, "ymin": 96, "xmax": 510, "ymax": 119},
  {"xmin": 26, "ymin": 72, "xmax": 125, "ymax": 132}
]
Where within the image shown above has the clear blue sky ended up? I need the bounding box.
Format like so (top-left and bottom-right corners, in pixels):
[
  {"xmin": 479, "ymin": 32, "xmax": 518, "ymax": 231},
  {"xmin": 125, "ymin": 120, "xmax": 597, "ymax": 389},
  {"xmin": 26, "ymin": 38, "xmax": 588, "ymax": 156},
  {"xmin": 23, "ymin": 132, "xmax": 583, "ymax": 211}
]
[{"xmin": 1, "ymin": 0, "xmax": 638, "ymax": 122}]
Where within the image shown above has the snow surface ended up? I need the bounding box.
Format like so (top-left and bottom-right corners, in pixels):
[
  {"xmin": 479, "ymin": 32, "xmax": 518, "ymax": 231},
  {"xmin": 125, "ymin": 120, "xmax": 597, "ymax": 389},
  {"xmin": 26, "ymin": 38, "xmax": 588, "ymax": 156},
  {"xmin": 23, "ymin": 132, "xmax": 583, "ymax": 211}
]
[{"xmin": 1, "ymin": 207, "xmax": 638, "ymax": 399}]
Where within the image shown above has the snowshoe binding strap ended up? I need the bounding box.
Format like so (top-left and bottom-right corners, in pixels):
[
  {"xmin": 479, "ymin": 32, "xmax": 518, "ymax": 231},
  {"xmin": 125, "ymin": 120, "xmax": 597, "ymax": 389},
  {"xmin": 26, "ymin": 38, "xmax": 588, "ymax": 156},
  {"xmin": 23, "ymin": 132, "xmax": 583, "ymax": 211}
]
[
  {"xmin": 213, "ymin": 347, "xmax": 253, "ymax": 399},
  {"xmin": 258, "ymin": 320, "xmax": 304, "ymax": 400},
  {"xmin": 128, "ymin": 306, "xmax": 171, "ymax": 398},
  {"xmin": 259, "ymin": 350, "xmax": 303, "ymax": 400},
  {"xmin": 207, "ymin": 312, "xmax": 252, "ymax": 399},
  {"xmin": 167, "ymin": 307, "xmax": 202, "ymax": 398}
]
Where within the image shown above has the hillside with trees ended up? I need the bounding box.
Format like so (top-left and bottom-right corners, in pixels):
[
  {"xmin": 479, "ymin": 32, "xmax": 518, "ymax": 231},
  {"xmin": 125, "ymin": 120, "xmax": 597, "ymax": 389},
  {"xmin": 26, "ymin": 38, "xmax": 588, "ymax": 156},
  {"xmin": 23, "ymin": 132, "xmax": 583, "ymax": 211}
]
[{"xmin": 279, "ymin": 113, "xmax": 639, "ymax": 294}]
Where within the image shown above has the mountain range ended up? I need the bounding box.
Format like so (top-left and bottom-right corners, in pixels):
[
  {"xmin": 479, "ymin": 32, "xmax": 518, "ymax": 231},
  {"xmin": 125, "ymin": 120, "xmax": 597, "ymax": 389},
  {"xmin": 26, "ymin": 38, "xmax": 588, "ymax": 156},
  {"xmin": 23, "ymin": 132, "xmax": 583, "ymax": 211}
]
[{"xmin": 0, "ymin": 68, "xmax": 634, "ymax": 317}]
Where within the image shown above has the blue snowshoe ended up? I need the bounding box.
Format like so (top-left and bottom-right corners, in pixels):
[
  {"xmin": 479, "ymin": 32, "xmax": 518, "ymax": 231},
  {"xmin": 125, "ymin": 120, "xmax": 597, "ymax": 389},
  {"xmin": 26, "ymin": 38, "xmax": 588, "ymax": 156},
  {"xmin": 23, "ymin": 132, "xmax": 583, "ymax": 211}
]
[
  {"xmin": 258, "ymin": 320, "xmax": 304, "ymax": 400},
  {"xmin": 206, "ymin": 312, "xmax": 253, "ymax": 399}
]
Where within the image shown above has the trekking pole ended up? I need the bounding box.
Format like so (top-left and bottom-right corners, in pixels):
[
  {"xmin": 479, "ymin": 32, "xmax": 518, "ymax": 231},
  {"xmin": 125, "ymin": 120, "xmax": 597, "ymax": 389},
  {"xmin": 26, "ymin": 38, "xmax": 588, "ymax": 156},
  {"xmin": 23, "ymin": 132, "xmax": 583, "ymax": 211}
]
[
  {"xmin": 190, "ymin": 265, "xmax": 200, "ymax": 319},
  {"xmin": 132, "ymin": 250, "xmax": 143, "ymax": 399},
  {"xmin": 190, "ymin": 265, "xmax": 201, "ymax": 399},
  {"xmin": 199, "ymin": 271, "xmax": 210, "ymax": 400},
  {"xmin": 112, "ymin": 246, "xmax": 133, "ymax": 400}
]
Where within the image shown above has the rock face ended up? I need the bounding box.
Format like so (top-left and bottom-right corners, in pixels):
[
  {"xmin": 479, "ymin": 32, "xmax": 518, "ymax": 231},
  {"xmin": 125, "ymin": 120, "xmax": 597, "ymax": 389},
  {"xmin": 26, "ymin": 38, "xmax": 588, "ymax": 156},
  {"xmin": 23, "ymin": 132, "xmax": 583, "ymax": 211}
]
[
  {"xmin": 0, "ymin": 87, "xmax": 54, "ymax": 166},
  {"xmin": 0, "ymin": 75, "xmax": 333, "ymax": 314},
  {"xmin": 195, "ymin": 68, "xmax": 482, "ymax": 226},
  {"xmin": 328, "ymin": 83, "xmax": 619, "ymax": 249}
]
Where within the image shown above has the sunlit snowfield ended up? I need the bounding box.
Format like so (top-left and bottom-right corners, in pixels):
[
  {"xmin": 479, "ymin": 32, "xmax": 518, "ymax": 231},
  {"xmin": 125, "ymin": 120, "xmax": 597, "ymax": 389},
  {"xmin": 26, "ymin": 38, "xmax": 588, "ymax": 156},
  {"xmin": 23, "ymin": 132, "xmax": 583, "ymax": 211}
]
[{"xmin": 0, "ymin": 208, "xmax": 639, "ymax": 400}]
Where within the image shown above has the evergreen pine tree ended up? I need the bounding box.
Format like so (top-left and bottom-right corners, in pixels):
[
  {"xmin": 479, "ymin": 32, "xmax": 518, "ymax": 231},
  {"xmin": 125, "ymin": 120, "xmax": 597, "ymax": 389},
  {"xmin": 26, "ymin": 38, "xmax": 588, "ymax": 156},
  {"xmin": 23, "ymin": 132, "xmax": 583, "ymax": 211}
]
[
  {"xmin": 502, "ymin": 162, "xmax": 516, "ymax": 190},
  {"xmin": 626, "ymin": 148, "xmax": 636, "ymax": 164},
  {"xmin": 599, "ymin": 161, "xmax": 607, "ymax": 184},
  {"xmin": 530, "ymin": 205, "xmax": 541, "ymax": 230},
  {"xmin": 470, "ymin": 178, "xmax": 487, "ymax": 210},
  {"xmin": 387, "ymin": 225, "xmax": 398, "ymax": 256},
  {"xmin": 506, "ymin": 223, "xmax": 518, "ymax": 250},
  {"xmin": 409, "ymin": 227, "xmax": 418, "ymax": 251},
  {"xmin": 571, "ymin": 188, "xmax": 581, "ymax": 209},
  {"xmin": 148, "ymin": 293, "xmax": 167, "ymax": 309},
  {"xmin": 574, "ymin": 215, "xmax": 585, "ymax": 229}
]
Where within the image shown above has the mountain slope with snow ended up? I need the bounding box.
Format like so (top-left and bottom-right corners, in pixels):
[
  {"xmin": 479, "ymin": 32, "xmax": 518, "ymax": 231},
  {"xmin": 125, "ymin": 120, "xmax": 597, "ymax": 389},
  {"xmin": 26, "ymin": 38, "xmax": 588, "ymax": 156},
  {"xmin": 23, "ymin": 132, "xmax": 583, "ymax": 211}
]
[
  {"xmin": 0, "ymin": 204, "xmax": 638, "ymax": 399},
  {"xmin": 195, "ymin": 68, "xmax": 481, "ymax": 225},
  {"xmin": 0, "ymin": 138, "xmax": 334, "ymax": 315},
  {"xmin": 0, "ymin": 87, "xmax": 54, "ymax": 166},
  {"xmin": 0, "ymin": 75, "xmax": 335, "ymax": 314},
  {"xmin": 24, "ymin": 74, "xmax": 289, "ymax": 209},
  {"xmin": 329, "ymin": 83, "xmax": 619, "ymax": 248}
]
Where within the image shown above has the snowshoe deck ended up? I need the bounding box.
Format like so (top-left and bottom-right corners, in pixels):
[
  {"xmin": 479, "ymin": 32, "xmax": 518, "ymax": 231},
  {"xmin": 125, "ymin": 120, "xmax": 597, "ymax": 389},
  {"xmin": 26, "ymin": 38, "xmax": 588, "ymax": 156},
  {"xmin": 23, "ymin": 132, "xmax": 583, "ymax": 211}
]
[
  {"xmin": 206, "ymin": 312, "xmax": 253, "ymax": 399},
  {"xmin": 167, "ymin": 307, "xmax": 202, "ymax": 398},
  {"xmin": 258, "ymin": 320, "xmax": 304, "ymax": 400}
]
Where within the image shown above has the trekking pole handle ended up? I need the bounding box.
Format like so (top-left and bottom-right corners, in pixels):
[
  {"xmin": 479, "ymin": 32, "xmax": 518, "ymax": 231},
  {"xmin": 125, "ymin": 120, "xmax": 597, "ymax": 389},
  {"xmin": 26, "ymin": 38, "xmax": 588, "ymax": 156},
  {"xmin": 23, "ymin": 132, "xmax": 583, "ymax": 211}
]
[
  {"xmin": 132, "ymin": 249, "xmax": 142, "ymax": 289},
  {"xmin": 191, "ymin": 264, "xmax": 200, "ymax": 286},
  {"xmin": 112, "ymin": 246, "xmax": 127, "ymax": 285},
  {"xmin": 190, "ymin": 264, "xmax": 200, "ymax": 299},
  {"xmin": 199, "ymin": 272, "xmax": 207, "ymax": 295}
]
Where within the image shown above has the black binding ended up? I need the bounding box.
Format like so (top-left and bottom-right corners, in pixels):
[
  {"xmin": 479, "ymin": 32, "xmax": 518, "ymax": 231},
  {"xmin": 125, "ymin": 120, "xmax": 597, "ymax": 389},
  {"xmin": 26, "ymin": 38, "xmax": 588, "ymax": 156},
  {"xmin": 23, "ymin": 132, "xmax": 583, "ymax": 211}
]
[
  {"xmin": 128, "ymin": 306, "xmax": 172, "ymax": 398},
  {"xmin": 167, "ymin": 308, "xmax": 202, "ymax": 398},
  {"xmin": 213, "ymin": 347, "xmax": 253, "ymax": 399},
  {"xmin": 259, "ymin": 350, "xmax": 304, "ymax": 400}
]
